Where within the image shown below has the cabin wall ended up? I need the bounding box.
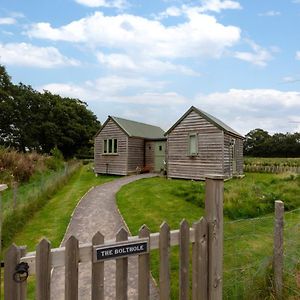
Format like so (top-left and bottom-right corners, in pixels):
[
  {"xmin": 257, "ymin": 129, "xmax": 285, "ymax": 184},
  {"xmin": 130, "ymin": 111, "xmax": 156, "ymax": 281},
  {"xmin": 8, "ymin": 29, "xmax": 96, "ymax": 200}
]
[
  {"xmin": 145, "ymin": 140, "xmax": 155, "ymax": 171},
  {"xmin": 224, "ymin": 133, "xmax": 244, "ymax": 176},
  {"xmin": 235, "ymin": 138, "xmax": 244, "ymax": 174},
  {"xmin": 167, "ymin": 110, "xmax": 224, "ymax": 180},
  {"xmin": 94, "ymin": 119, "xmax": 128, "ymax": 175},
  {"xmin": 127, "ymin": 137, "xmax": 145, "ymax": 173}
]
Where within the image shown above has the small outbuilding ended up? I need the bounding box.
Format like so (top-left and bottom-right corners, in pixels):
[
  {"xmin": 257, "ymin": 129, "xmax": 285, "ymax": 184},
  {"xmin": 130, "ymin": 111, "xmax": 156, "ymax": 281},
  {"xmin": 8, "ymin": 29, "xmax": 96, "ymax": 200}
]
[
  {"xmin": 94, "ymin": 116, "xmax": 166, "ymax": 175},
  {"xmin": 165, "ymin": 106, "xmax": 244, "ymax": 180}
]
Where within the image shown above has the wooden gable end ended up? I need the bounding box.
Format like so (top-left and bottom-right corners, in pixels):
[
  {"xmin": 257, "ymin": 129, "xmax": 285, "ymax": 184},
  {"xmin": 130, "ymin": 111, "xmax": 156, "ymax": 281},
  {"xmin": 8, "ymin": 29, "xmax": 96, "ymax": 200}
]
[
  {"xmin": 167, "ymin": 110, "xmax": 224, "ymax": 180},
  {"xmin": 94, "ymin": 118, "xmax": 128, "ymax": 175}
]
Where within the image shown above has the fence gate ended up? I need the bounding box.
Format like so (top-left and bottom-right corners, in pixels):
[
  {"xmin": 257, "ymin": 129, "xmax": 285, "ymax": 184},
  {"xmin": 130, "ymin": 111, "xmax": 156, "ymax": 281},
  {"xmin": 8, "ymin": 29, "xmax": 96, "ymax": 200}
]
[{"xmin": 3, "ymin": 176, "xmax": 224, "ymax": 300}]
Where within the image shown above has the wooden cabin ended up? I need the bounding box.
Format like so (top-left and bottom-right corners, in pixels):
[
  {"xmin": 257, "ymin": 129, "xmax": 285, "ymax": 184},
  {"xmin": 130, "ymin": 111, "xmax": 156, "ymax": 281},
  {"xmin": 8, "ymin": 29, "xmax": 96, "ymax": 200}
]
[
  {"xmin": 94, "ymin": 116, "xmax": 166, "ymax": 175},
  {"xmin": 165, "ymin": 106, "xmax": 244, "ymax": 180}
]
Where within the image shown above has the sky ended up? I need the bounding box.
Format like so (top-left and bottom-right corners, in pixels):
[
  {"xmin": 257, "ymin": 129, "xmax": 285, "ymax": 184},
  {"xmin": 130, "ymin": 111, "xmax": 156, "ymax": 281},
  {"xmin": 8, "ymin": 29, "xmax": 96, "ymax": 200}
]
[{"xmin": 1, "ymin": 0, "xmax": 300, "ymax": 135}]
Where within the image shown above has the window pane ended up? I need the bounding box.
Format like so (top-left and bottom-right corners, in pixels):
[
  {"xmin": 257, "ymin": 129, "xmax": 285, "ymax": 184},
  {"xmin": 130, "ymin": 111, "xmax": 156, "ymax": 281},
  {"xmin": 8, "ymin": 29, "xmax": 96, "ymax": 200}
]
[
  {"xmin": 104, "ymin": 140, "xmax": 107, "ymax": 153},
  {"xmin": 190, "ymin": 135, "xmax": 197, "ymax": 155},
  {"xmin": 113, "ymin": 139, "xmax": 118, "ymax": 153},
  {"xmin": 108, "ymin": 139, "xmax": 113, "ymax": 153}
]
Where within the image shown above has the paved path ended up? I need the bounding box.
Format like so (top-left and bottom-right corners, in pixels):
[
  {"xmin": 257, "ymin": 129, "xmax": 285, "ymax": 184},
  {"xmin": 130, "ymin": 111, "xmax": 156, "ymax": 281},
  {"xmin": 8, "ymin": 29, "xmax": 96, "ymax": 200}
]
[{"xmin": 51, "ymin": 173, "xmax": 159, "ymax": 300}]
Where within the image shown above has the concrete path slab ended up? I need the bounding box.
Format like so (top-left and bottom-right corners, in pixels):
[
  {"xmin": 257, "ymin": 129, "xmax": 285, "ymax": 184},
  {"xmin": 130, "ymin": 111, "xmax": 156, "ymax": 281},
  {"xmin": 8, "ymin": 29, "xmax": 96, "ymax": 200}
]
[{"xmin": 50, "ymin": 173, "xmax": 159, "ymax": 300}]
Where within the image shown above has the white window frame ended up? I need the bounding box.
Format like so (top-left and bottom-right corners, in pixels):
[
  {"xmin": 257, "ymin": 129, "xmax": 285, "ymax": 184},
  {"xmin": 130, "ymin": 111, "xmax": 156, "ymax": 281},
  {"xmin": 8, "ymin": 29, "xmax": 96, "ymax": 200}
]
[
  {"xmin": 188, "ymin": 133, "xmax": 198, "ymax": 156},
  {"xmin": 103, "ymin": 138, "xmax": 118, "ymax": 154}
]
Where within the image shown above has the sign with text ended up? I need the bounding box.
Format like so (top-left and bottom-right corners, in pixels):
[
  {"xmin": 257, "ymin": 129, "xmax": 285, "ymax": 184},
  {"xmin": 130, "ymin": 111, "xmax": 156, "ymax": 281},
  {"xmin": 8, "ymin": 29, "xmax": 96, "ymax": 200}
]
[{"xmin": 93, "ymin": 238, "xmax": 149, "ymax": 262}]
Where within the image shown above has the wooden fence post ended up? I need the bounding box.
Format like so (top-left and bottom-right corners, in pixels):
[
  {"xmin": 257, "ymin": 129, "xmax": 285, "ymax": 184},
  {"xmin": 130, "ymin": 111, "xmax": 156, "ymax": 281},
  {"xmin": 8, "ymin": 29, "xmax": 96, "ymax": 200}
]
[
  {"xmin": 159, "ymin": 221, "xmax": 170, "ymax": 300},
  {"xmin": 138, "ymin": 225, "xmax": 150, "ymax": 300},
  {"xmin": 65, "ymin": 236, "xmax": 79, "ymax": 300},
  {"xmin": 4, "ymin": 244, "xmax": 20, "ymax": 300},
  {"xmin": 19, "ymin": 246, "xmax": 27, "ymax": 299},
  {"xmin": 192, "ymin": 218, "xmax": 208, "ymax": 300},
  {"xmin": 274, "ymin": 200, "xmax": 284, "ymax": 300},
  {"xmin": 116, "ymin": 228, "xmax": 128, "ymax": 300},
  {"xmin": 92, "ymin": 232, "xmax": 104, "ymax": 300},
  {"xmin": 205, "ymin": 175, "xmax": 224, "ymax": 300},
  {"xmin": 36, "ymin": 239, "xmax": 51, "ymax": 300},
  {"xmin": 179, "ymin": 219, "xmax": 189, "ymax": 300}
]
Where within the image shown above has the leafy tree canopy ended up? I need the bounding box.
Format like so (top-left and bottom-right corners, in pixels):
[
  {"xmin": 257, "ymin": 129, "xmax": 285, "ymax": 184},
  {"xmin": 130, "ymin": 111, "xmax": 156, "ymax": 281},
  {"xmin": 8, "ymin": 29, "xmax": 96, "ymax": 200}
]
[
  {"xmin": 244, "ymin": 128, "xmax": 300, "ymax": 157},
  {"xmin": 0, "ymin": 65, "xmax": 100, "ymax": 157}
]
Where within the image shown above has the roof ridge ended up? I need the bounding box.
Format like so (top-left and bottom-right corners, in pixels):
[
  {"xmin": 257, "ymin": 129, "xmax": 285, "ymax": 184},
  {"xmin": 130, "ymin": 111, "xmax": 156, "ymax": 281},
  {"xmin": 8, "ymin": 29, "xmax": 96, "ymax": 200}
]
[{"xmin": 111, "ymin": 115, "xmax": 162, "ymax": 129}]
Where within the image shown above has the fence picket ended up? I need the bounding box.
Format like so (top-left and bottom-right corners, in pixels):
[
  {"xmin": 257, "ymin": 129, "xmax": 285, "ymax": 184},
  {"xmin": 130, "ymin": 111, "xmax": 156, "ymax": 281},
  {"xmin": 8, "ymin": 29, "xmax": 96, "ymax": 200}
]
[
  {"xmin": 138, "ymin": 225, "xmax": 150, "ymax": 300},
  {"xmin": 18, "ymin": 246, "xmax": 27, "ymax": 300},
  {"xmin": 192, "ymin": 221, "xmax": 200, "ymax": 300},
  {"xmin": 159, "ymin": 221, "xmax": 170, "ymax": 300},
  {"xmin": 92, "ymin": 232, "xmax": 104, "ymax": 300},
  {"xmin": 274, "ymin": 200, "xmax": 284, "ymax": 300},
  {"xmin": 4, "ymin": 244, "xmax": 20, "ymax": 300},
  {"xmin": 116, "ymin": 227, "xmax": 128, "ymax": 300},
  {"xmin": 36, "ymin": 239, "xmax": 51, "ymax": 300},
  {"xmin": 179, "ymin": 219, "xmax": 189, "ymax": 300},
  {"xmin": 198, "ymin": 218, "xmax": 208, "ymax": 300},
  {"xmin": 65, "ymin": 236, "xmax": 79, "ymax": 300}
]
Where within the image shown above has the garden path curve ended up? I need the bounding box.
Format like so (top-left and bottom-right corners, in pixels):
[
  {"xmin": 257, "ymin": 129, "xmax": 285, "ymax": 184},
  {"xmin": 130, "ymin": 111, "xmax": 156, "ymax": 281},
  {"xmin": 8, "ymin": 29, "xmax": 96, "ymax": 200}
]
[{"xmin": 50, "ymin": 173, "xmax": 159, "ymax": 300}]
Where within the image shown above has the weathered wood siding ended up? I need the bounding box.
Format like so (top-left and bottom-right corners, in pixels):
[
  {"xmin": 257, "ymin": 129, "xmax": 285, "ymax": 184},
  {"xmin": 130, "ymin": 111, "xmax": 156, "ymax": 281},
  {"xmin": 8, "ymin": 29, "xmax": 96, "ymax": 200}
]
[
  {"xmin": 167, "ymin": 111, "xmax": 224, "ymax": 180},
  {"xmin": 127, "ymin": 137, "xmax": 145, "ymax": 173},
  {"xmin": 223, "ymin": 134, "xmax": 232, "ymax": 176},
  {"xmin": 94, "ymin": 119, "xmax": 128, "ymax": 175},
  {"xmin": 224, "ymin": 133, "xmax": 244, "ymax": 176},
  {"xmin": 235, "ymin": 138, "xmax": 243, "ymax": 174},
  {"xmin": 145, "ymin": 141, "xmax": 155, "ymax": 171}
]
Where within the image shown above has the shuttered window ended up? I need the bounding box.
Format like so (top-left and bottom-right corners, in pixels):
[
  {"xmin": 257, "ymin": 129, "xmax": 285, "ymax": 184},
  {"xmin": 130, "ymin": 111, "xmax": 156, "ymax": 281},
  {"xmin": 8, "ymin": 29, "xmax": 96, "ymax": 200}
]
[
  {"xmin": 103, "ymin": 139, "xmax": 118, "ymax": 154},
  {"xmin": 188, "ymin": 133, "xmax": 198, "ymax": 156}
]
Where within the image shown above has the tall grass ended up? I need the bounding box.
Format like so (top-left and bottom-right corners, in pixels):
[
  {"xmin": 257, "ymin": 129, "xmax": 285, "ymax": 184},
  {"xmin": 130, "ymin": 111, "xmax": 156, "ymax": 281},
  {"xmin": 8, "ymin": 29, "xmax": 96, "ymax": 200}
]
[
  {"xmin": 1, "ymin": 161, "xmax": 81, "ymax": 249},
  {"xmin": 171, "ymin": 173, "xmax": 300, "ymax": 219},
  {"xmin": 244, "ymin": 157, "xmax": 300, "ymax": 167}
]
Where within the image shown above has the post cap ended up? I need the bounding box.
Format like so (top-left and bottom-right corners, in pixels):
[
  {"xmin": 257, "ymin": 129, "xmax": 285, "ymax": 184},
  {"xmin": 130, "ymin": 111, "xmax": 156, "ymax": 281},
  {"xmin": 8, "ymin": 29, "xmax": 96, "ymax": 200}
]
[
  {"xmin": 0, "ymin": 184, "xmax": 8, "ymax": 192},
  {"xmin": 205, "ymin": 174, "xmax": 226, "ymax": 180}
]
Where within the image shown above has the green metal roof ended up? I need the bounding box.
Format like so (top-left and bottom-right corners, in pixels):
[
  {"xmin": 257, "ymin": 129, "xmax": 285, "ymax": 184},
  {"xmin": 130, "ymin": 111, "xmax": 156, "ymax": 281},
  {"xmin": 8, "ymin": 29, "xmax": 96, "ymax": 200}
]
[
  {"xmin": 111, "ymin": 116, "xmax": 165, "ymax": 139},
  {"xmin": 165, "ymin": 106, "xmax": 244, "ymax": 138}
]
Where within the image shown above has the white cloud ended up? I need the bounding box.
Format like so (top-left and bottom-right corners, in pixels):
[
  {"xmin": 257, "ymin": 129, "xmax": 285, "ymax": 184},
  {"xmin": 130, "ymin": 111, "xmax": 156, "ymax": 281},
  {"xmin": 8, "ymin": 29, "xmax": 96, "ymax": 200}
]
[
  {"xmin": 96, "ymin": 52, "xmax": 199, "ymax": 75},
  {"xmin": 74, "ymin": 0, "xmax": 128, "ymax": 9},
  {"xmin": 234, "ymin": 40, "xmax": 272, "ymax": 66},
  {"xmin": 27, "ymin": 11, "xmax": 241, "ymax": 60},
  {"xmin": 194, "ymin": 89, "xmax": 300, "ymax": 134},
  {"xmin": 258, "ymin": 10, "xmax": 281, "ymax": 17},
  {"xmin": 200, "ymin": 0, "xmax": 242, "ymax": 13},
  {"xmin": 0, "ymin": 43, "xmax": 80, "ymax": 68},
  {"xmin": 0, "ymin": 17, "xmax": 16, "ymax": 25},
  {"xmin": 296, "ymin": 51, "xmax": 300, "ymax": 60},
  {"xmin": 39, "ymin": 76, "xmax": 187, "ymax": 105}
]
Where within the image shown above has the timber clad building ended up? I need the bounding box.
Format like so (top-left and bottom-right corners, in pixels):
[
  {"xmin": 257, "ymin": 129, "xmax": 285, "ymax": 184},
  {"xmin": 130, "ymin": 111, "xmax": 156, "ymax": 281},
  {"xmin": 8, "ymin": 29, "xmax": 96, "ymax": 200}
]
[
  {"xmin": 94, "ymin": 116, "xmax": 166, "ymax": 175},
  {"xmin": 165, "ymin": 106, "xmax": 244, "ymax": 180},
  {"xmin": 94, "ymin": 106, "xmax": 244, "ymax": 179}
]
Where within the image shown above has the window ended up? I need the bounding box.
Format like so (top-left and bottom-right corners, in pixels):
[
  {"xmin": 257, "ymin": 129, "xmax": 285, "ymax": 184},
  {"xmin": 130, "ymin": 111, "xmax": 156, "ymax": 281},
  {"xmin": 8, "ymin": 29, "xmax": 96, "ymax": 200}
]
[
  {"xmin": 188, "ymin": 133, "xmax": 198, "ymax": 156},
  {"xmin": 159, "ymin": 145, "xmax": 162, "ymax": 151},
  {"xmin": 103, "ymin": 138, "xmax": 118, "ymax": 154}
]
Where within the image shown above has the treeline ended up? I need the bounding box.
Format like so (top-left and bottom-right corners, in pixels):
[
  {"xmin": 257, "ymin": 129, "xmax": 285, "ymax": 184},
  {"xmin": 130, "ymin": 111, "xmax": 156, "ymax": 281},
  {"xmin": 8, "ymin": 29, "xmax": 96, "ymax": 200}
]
[
  {"xmin": 0, "ymin": 65, "xmax": 100, "ymax": 158},
  {"xmin": 244, "ymin": 129, "xmax": 300, "ymax": 157}
]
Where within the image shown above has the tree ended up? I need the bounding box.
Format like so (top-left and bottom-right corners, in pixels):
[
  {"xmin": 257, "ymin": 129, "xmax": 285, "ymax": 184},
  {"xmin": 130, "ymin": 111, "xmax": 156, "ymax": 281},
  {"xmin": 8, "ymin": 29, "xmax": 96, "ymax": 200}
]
[
  {"xmin": 0, "ymin": 65, "xmax": 100, "ymax": 157},
  {"xmin": 244, "ymin": 129, "xmax": 271, "ymax": 156}
]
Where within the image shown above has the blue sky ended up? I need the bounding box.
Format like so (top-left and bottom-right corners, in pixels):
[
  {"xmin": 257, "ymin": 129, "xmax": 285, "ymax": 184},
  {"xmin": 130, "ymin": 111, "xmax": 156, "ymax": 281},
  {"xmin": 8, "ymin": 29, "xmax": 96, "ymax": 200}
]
[{"xmin": 1, "ymin": 0, "xmax": 300, "ymax": 135}]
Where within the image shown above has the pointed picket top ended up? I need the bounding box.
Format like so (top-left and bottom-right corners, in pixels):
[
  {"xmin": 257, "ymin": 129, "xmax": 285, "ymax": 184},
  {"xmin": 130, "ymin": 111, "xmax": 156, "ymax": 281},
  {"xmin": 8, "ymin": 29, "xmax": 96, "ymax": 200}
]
[
  {"xmin": 180, "ymin": 219, "xmax": 189, "ymax": 230},
  {"xmin": 139, "ymin": 224, "xmax": 150, "ymax": 238},
  {"xmin": 160, "ymin": 221, "xmax": 170, "ymax": 232},
  {"xmin": 5, "ymin": 243, "xmax": 18, "ymax": 256},
  {"xmin": 37, "ymin": 238, "xmax": 51, "ymax": 250},
  {"xmin": 65, "ymin": 235, "xmax": 79, "ymax": 247},
  {"xmin": 116, "ymin": 227, "xmax": 128, "ymax": 242},
  {"xmin": 92, "ymin": 231, "xmax": 104, "ymax": 245}
]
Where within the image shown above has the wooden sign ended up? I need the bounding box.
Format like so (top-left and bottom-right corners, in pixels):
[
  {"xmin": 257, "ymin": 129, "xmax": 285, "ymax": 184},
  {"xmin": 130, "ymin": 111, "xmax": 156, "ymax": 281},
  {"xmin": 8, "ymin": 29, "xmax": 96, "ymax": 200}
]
[{"xmin": 93, "ymin": 238, "xmax": 149, "ymax": 262}]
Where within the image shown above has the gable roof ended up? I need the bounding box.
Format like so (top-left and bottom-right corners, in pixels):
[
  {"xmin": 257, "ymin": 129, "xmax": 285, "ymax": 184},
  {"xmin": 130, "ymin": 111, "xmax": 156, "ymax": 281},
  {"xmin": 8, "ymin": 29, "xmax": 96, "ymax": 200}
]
[
  {"xmin": 165, "ymin": 106, "xmax": 244, "ymax": 138},
  {"xmin": 98, "ymin": 116, "xmax": 165, "ymax": 139}
]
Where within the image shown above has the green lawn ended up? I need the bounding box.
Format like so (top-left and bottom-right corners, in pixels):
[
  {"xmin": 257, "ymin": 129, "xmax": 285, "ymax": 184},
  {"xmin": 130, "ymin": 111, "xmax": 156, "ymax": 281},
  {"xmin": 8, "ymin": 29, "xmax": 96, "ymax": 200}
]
[
  {"xmin": 11, "ymin": 164, "xmax": 117, "ymax": 250},
  {"xmin": 3, "ymin": 164, "xmax": 118, "ymax": 298},
  {"xmin": 116, "ymin": 175, "xmax": 300, "ymax": 299}
]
